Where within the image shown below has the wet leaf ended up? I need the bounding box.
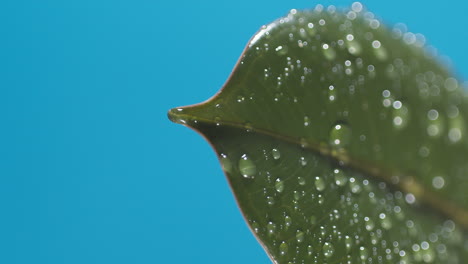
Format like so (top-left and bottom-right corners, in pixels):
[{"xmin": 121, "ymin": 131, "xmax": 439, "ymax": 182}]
[{"xmin": 168, "ymin": 3, "xmax": 468, "ymax": 263}]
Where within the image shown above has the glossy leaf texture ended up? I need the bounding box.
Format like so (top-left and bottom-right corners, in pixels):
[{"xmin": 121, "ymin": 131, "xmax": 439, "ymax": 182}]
[{"xmin": 168, "ymin": 3, "xmax": 468, "ymax": 263}]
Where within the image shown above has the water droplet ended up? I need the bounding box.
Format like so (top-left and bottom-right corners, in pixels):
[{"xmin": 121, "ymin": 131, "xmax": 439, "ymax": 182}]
[
  {"xmin": 405, "ymin": 193, "xmax": 416, "ymax": 204},
  {"xmin": 315, "ymin": 176, "xmax": 326, "ymax": 191},
  {"xmin": 220, "ymin": 154, "xmax": 233, "ymax": 173},
  {"xmin": 359, "ymin": 246, "xmax": 369, "ymax": 260},
  {"xmin": 346, "ymin": 34, "xmax": 362, "ymax": 55},
  {"xmin": 275, "ymin": 45, "xmax": 288, "ymax": 56},
  {"xmin": 364, "ymin": 216, "xmax": 375, "ymax": 231},
  {"xmin": 444, "ymin": 77, "xmax": 458, "ymax": 91},
  {"xmin": 448, "ymin": 115, "xmax": 464, "ymax": 143},
  {"xmin": 298, "ymin": 176, "xmax": 306, "ymax": 185},
  {"xmin": 304, "ymin": 116, "xmax": 310, "ymax": 127},
  {"xmin": 267, "ymin": 221, "xmax": 276, "ymax": 235},
  {"xmin": 372, "ymin": 40, "xmax": 388, "ymax": 61},
  {"xmin": 251, "ymin": 221, "xmax": 260, "ymax": 233},
  {"xmin": 379, "ymin": 212, "xmax": 392, "ymax": 230},
  {"xmin": 349, "ymin": 177, "xmax": 362, "ymax": 194},
  {"xmin": 285, "ymin": 215, "xmax": 292, "ymax": 227},
  {"xmin": 333, "ymin": 168, "xmax": 348, "ymax": 186},
  {"xmin": 345, "ymin": 235, "xmax": 353, "ymax": 252},
  {"xmin": 266, "ymin": 196, "xmax": 275, "ymax": 205},
  {"xmin": 307, "ymin": 245, "xmax": 313, "ymax": 255},
  {"xmin": 238, "ymin": 154, "xmax": 256, "ymax": 178},
  {"xmin": 296, "ymin": 230, "xmax": 305, "ymax": 243},
  {"xmin": 275, "ymin": 178, "xmax": 285, "ymax": 193},
  {"xmin": 328, "ymin": 85, "xmax": 337, "ymax": 102},
  {"xmin": 426, "ymin": 109, "xmax": 444, "ymax": 137},
  {"xmin": 322, "ymin": 43, "xmax": 336, "ymax": 60},
  {"xmin": 392, "ymin": 100, "xmax": 409, "ymax": 129},
  {"xmin": 271, "ymin": 148, "xmax": 281, "ymax": 160},
  {"xmin": 330, "ymin": 123, "xmax": 352, "ymax": 148},
  {"xmin": 432, "ymin": 176, "xmax": 445, "ymax": 189},
  {"xmin": 323, "ymin": 242, "xmax": 334, "ymax": 258},
  {"xmin": 279, "ymin": 241, "xmax": 288, "ymax": 255},
  {"xmin": 299, "ymin": 156, "xmax": 307, "ymax": 166}
]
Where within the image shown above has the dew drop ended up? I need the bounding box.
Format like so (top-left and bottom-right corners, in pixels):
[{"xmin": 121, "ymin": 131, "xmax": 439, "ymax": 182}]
[
  {"xmin": 432, "ymin": 176, "xmax": 445, "ymax": 189},
  {"xmin": 279, "ymin": 241, "xmax": 288, "ymax": 255},
  {"xmin": 275, "ymin": 45, "xmax": 288, "ymax": 56},
  {"xmin": 392, "ymin": 101, "xmax": 409, "ymax": 129},
  {"xmin": 304, "ymin": 116, "xmax": 310, "ymax": 127},
  {"xmin": 329, "ymin": 123, "xmax": 352, "ymax": 148},
  {"xmin": 345, "ymin": 235, "xmax": 353, "ymax": 252},
  {"xmin": 271, "ymin": 148, "xmax": 281, "ymax": 160},
  {"xmin": 267, "ymin": 221, "xmax": 276, "ymax": 235},
  {"xmin": 372, "ymin": 40, "xmax": 388, "ymax": 61},
  {"xmin": 323, "ymin": 242, "xmax": 335, "ymax": 258},
  {"xmin": 296, "ymin": 230, "xmax": 305, "ymax": 243},
  {"xmin": 238, "ymin": 154, "xmax": 256, "ymax": 178},
  {"xmin": 307, "ymin": 245, "xmax": 313, "ymax": 255},
  {"xmin": 322, "ymin": 43, "xmax": 336, "ymax": 60},
  {"xmin": 220, "ymin": 154, "xmax": 233, "ymax": 173},
  {"xmin": 346, "ymin": 34, "xmax": 362, "ymax": 55},
  {"xmin": 379, "ymin": 212, "xmax": 392, "ymax": 230},
  {"xmin": 298, "ymin": 176, "xmax": 306, "ymax": 186},
  {"xmin": 285, "ymin": 215, "xmax": 292, "ymax": 227},
  {"xmin": 328, "ymin": 85, "xmax": 337, "ymax": 102},
  {"xmin": 275, "ymin": 178, "xmax": 285, "ymax": 193},
  {"xmin": 266, "ymin": 196, "xmax": 275, "ymax": 205},
  {"xmin": 315, "ymin": 176, "xmax": 326, "ymax": 191},
  {"xmin": 364, "ymin": 216, "xmax": 375, "ymax": 231},
  {"xmin": 349, "ymin": 177, "xmax": 362, "ymax": 194},
  {"xmin": 333, "ymin": 168, "xmax": 348, "ymax": 186},
  {"xmin": 359, "ymin": 246, "xmax": 369, "ymax": 260}
]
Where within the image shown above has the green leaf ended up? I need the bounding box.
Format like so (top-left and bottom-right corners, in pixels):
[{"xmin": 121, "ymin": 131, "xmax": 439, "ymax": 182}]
[{"xmin": 168, "ymin": 4, "xmax": 468, "ymax": 263}]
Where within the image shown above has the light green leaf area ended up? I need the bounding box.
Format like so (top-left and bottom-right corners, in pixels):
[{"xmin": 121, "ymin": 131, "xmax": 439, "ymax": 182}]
[{"xmin": 169, "ymin": 4, "xmax": 468, "ymax": 264}]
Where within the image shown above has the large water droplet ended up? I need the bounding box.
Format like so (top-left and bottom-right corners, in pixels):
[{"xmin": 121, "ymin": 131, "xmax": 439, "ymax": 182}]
[
  {"xmin": 392, "ymin": 100, "xmax": 409, "ymax": 129},
  {"xmin": 279, "ymin": 241, "xmax": 288, "ymax": 255},
  {"xmin": 346, "ymin": 34, "xmax": 362, "ymax": 55},
  {"xmin": 322, "ymin": 43, "xmax": 336, "ymax": 60},
  {"xmin": 323, "ymin": 242, "xmax": 335, "ymax": 258},
  {"xmin": 349, "ymin": 177, "xmax": 362, "ymax": 194},
  {"xmin": 372, "ymin": 40, "xmax": 388, "ymax": 61},
  {"xmin": 329, "ymin": 123, "xmax": 352, "ymax": 148},
  {"xmin": 271, "ymin": 148, "xmax": 281, "ymax": 160},
  {"xmin": 285, "ymin": 215, "xmax": 292, "ymax": 228},
  {"xmin": 275, "ymin": 178, "xmax": 285, "ymax": 193},
  {"xmin": 238, "ymin": 154, "xmax": 256, "ymax": 178},
  {"xmin": 275, "ymin": 45, "xmax": 288, "ymax": 56},
  {"xmin": 220, "ymin": 154, "xmax": 233, "ymax": 173},
  {"xmin": 315, "ymin": 176, "xmax": 326, "ymax": 191},
  {"xmin": 267, "ymin": 221, "xmax": 276, "ymax": 235},
  {"xmin": 426, "ymin": 109, "xmax": 444, "ymax": 137},
  {"xmin": 345, "ymin": 235, "xmax": 353, "ymax": 252},
  {"xmin": 359, "ymin": 246, "xmax": 369, "ymax": 260},
  {"xmin": 379, "ymin": 212, "xmax": 392, "ymax": 230},
  {"xmin": 333, "ymin": 168, "xmax": 348, "ymax": 186},
  {"xmin": 296, "ymin": 230, "xmax": 305, "ymax": 243},
  {"xmin": 432, "ymin": 176, "xmax": 445, "ymax": 189}
]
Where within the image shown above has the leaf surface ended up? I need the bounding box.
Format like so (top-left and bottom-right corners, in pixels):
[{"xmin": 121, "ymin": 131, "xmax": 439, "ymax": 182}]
[{"xmin": 169, "ymin": 4, "xmax": 468, "ymax": 263}]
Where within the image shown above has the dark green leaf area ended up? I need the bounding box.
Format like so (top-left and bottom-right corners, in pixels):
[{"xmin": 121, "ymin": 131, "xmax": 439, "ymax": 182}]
[
  {"xmin": 174, "ymin": 9, "xmax": 468, "ymax": 210},
  {"xmin": 197, "ymin": 124, "xmax": 467, "ymax": 263},
  {"xmin": 168, "ymin": 5, "xmax": 468, "ymax": 264}
]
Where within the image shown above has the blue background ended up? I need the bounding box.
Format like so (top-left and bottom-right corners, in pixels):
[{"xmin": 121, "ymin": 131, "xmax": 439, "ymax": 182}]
[{"xmin": 1, "ymin": 0, "xmax": 466, "ymax": 263}]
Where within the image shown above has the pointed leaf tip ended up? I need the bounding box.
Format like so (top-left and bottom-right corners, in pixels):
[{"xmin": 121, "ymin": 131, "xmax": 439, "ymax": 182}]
[{"xmin": 167, "ymin": 107, "xmax": 187, "ymax": 125}]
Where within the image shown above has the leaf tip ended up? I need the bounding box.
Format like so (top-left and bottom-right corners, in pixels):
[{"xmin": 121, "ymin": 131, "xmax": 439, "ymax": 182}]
[{"xmin": 167, "ymin": 107, "xmax": 187, "ymax": 125}]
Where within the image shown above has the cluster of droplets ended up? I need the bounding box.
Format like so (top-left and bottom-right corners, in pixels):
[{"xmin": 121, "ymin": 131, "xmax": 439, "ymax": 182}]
[
  {"xmin": 209, "ymin": 1, "xmax": 468, "ymax": 263},
  {"xmin": 218, "ymin": 138, "xmax": 467, "ymax": 263}
]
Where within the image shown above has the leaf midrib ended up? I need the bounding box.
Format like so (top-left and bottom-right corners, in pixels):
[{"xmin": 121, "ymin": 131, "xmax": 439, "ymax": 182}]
[{"xmin": 169, "ymin": 109, "xmax": 468, "ymax": 229}]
